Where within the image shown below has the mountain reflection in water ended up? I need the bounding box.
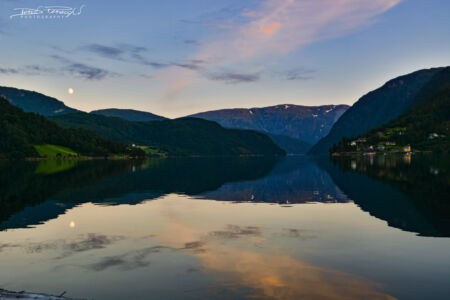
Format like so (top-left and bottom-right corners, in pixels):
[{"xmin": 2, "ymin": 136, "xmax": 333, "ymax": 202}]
[
  {"xmin": 0, "ymin": 155, "xmax": 449, "ymax": 300},
  {"xmin": 1, "ymin": 155, "xmax": 448, "ymax": 237}
]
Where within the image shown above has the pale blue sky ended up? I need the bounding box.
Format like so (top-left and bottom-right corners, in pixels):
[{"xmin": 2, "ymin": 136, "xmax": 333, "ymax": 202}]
[{"xmin": 0, "ymin": 0, "xmax": 449, "ymax": 117}]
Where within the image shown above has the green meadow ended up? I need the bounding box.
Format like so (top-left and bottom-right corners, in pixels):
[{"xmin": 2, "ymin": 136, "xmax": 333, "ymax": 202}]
[{"xmin": 34, "ymin": 144, "xmax": 79, "ymax": 158}]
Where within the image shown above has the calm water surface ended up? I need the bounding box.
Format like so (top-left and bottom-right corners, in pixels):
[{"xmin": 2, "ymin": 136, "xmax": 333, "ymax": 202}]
[{"xmin": 0, "ymin": 155, "xmax": 449, "ymax": 300}]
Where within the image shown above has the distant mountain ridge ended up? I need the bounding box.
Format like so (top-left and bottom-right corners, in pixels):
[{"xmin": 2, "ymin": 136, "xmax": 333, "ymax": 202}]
[
  {"xmin": 0, "ymin": 86, "xmax": 78, "ymax": 116},
  {"xmin": 309, "ymin": 67, "xmax": 445, "ymax": 154},
  {"xmin": 91, "ymin": 108, "xmax": 166, "ymax": 122},
  {"xmin": 0, "ymin": 85, "xmax": 350, "ymax": 155},
  {"xmin": 189, "ymin": 104, "xmax": 349, "ymax": 146}
]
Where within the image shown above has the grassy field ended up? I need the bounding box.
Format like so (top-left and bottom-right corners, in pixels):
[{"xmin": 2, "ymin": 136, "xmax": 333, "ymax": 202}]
[
  {"xmin": 138, "ymin": 146, "xmax": 167, "ymax": 157},
  {"xmin": 34, "ymin": 144, "xmax": 79, "ymax": 158}
]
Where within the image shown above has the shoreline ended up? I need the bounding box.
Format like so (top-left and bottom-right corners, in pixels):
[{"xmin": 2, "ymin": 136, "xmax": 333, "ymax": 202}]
[
  {"xmin": 0, "ymin": 153, "xmax": 287, "ymax": 161},
  {"xmin": 0, "ymin": 289, "xmax": 82, "ymax": 300},
  {"xmin": 330, "ymin": 151, "xmax": 431, "ymax": 156}
]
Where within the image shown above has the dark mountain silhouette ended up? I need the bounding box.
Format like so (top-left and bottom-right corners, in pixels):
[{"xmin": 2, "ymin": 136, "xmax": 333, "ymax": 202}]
[
  {"xmin": 91, "ymin": 108, "xmax": 167, "ymax": 122},
  {"xmin": 309, "ymin": 68, "xmax": 444, "ymax": 154},
  {"xmin": 189, "ymin": 104, "xmax": 349, "ymax": 153},
  {"xmin": 0, "ymin": 98, "xmax": 134, "ymax": 158},
  {"xmin": 0, "ymin": 86, "xmax": 78, "ymax": 116},
  {"xmin": 331, "ymin": 67, "xmax": 450, "ymax": 154},
  {"xmin": 50, "ymin": 112, "xmax": 285, "ymax": 156}
]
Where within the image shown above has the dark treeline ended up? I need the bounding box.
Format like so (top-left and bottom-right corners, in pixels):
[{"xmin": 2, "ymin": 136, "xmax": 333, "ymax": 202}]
[
  {"xmin": 0, "ymin": 98, "xmax": 144, "ymax": 158},
  {"xmin": 50, "ymin": 113, "xmax": 285, "ymax": 156}
]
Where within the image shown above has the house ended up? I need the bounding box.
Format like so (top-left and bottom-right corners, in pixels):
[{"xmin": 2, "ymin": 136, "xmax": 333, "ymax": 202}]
[
  {"xmin": 428, "ymin": 133, "xmax": 439, "ymax": 139},
  {"xmin": 350, "ymin": 141, "xmax": 357, "ymax": 146},
  {"xmin": 403, "ymin": 145, "xmax": 411, "ymax": 152},
  {"xmin": 377, "ymin": 145, "xmax": 385, "ymax": 151},
  {"xmin": 356, "ymin": 138, "xmax": 367, "ymax": 143},
  {"xmin": 385, "ymin": 141, "xmax": 396, "ymax": 146}
]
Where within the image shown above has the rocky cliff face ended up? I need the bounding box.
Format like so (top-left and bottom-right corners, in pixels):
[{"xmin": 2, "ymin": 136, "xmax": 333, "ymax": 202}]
[{"xmin": 189, "ymin": 104, "xmax": 349, "ymax": 145}]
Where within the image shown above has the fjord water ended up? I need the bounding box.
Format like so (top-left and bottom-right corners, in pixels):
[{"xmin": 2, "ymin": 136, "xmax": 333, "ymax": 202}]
[{"xmin": 0, "ymin": 156, "xmax": 449, "ymax": 300}]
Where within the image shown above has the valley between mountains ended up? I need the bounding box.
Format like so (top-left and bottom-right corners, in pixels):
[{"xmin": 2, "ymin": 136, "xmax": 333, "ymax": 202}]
[{"xmin": 0, "ymin": 66, "xmax": 448, "ymax": 159}]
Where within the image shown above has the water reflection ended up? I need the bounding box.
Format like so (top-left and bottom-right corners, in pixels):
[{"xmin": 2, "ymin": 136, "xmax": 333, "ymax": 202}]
[
  {"xmin": 0, "ymin": 199, "xmax": 401, "ymax": 300},
  {"xmin": 0, "ymin": 155, "xmax": 449, "ymax": 299},
  {"xmin": 320, "ymin": 154, "xmax": 450, "ymax": 236},
  {"xmin": 1, "ymin": 155, "xmax": 449, "ymax": 237},
  {"xmin": 199, "ymin": 157, "xmax": 349, "ymax": 204}
]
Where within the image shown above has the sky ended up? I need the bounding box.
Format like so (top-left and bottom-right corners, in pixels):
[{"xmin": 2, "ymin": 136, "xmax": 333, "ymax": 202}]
[{"xmin": 0, "ymin": 0, "xmax": 449, "ymax": 118}]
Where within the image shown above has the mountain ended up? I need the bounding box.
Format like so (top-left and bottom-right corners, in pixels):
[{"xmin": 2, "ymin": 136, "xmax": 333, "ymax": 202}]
[
  {"xmin": 0, "ymin": 98, "xmax": 138, "ymax": 159},
  {"xmin": 188, "ymin": 104, "xmax": 349, "ymax": 153},
  {"xmin": 309, "ymin": 67, "xmax": 445, "ymax": 154},
  {"xmin": 90, "ymin": 108, "xmax": 167, "ymax": 122},
  {"xmin": 0, "ymin": 86, "xmax": 78, "ymax": 116},
  {"xmin": 267, "ymin": 133, "xmax": 313, "ymax": 155},
  {"xmin": 50, "ymin": 113, "xmax": 285, "ymax": 156},
  {"xmin": 331, "ymin": 67, "xmax": 450, "ymax": 153}
]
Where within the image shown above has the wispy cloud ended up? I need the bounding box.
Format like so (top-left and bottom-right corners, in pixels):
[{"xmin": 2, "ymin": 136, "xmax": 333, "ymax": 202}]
[
  {"xmin": 0, "ymin": 54, "xmax": 118, "ymax": 81},
  {"xmin": 80, "ymin": 43, "xmax": 205, "ymax": 71},
  {"xmin": 197, "ymin": 0, "xmax": 403, "ymax": 62},
  {"xmin": 260, "ymin": 22, "xmax": 281, "ymax": 34},
  {"xmin": 184, "ymin": 39, "xmax": 201, "ymax": 46},
  {"xmin": 83, "ymin": 44, "xmax": 125, "ymax": 60},
  {"xmin": 51, "ymin": 54, "xmax": 118, "ymax": 80},
  {"xmin": 175, "ymin": 60, "xmax": 205, "ymax": 70},
  {"xmin": 278, "ymin": 67, "xmax": 315, "ymax": 81},
  {"xmin": 65, "ymin": 63, "xmax": 111, "ymax": 80},
  {"xmin": 0, "ymin": 67, "xmax": 18, "ymax": 74},
  {"xmin": 0, "ymin": 65, "xmax": 56, "ymax": 76},
  {"xmin": 180, "ymin": 4, "xmax": 250, "ymax": 29},
  {"xmin": 205, "ymin": 71, "xmax": 260, "ymax": 84},
  {"xmin": 162, "ymin": 0, "xmax": 402, "ymax": 96}
]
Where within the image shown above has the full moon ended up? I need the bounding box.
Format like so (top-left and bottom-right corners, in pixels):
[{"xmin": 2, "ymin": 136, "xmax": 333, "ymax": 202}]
[{"xmin": 68, "ymin": 88, "xmax": 74, "ymax": 95}]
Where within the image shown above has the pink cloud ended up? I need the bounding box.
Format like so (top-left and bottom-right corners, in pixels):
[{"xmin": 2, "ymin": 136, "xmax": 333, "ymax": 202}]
[
  {"xmin": 260, "ymin": 22, "xmax": 282, "ymax": 34},
  {"xmin": 162, "ymin": 0, "xmax": 403, "ymax": 97}
]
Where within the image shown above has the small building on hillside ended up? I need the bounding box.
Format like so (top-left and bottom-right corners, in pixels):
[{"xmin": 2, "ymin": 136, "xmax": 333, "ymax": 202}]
[
  {"xmin": 365, "ymin": 145, "xmax": 374, "ymax": 152},
  {"xmin": 377, "ymin": 145, "xmax": 386, "ymax": 151},
  {"xmin": 403, "ymin": 145, "xmax": 412, "ymax": 152},
  {"xmin": 428, "ymin": 133, "xmax": 439, "ymax": 139}
]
